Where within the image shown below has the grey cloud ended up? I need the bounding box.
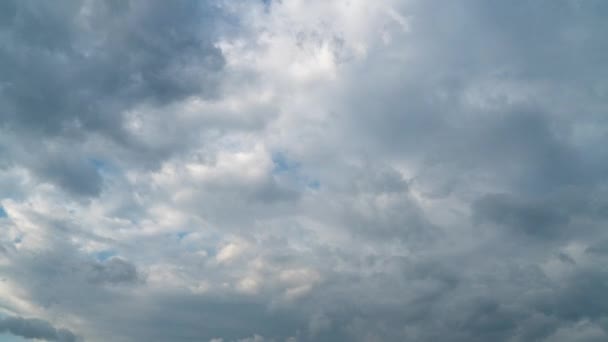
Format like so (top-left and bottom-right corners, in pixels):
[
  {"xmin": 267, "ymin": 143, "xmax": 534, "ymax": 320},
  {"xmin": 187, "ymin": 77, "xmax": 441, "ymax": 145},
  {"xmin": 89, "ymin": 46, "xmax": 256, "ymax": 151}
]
[
  {"xmin": 0, "ymin": 0, "xmax": 224, "ymax": 135},
  {"xmin": 32, "ymin": 153, "xmax": 103, "ymax": 197},
  {"xmin": 472, "ymin": 193, "xmax": 569, "ymax": 238},
  {"xmin": 249, "ymin": 179, "xmax": 301, "ymax": 204},
  {"xmin": 0, "ymin": 0, "xmax": 226, "ymax": 195},
  {"xmin": 335, "ymin": 0, "xmax": 607, "ymax": 200},
  {"xmin": 2, "ymin": 0, "xmax": 608, "ymax": 342},
  {"xmin": 86, "ymin": 257, "xmax": 142, "ymax": 285},
  {"xmin": 0, "ymin": 316, "xmax": 77, "ymax": 342},
  {"xmin": 586, "ymin": 240, "xmax": 608, "ymax": 256},
  {"xmin": 535, "ymin": 269, "xmax": 608, "ymax": 322}
]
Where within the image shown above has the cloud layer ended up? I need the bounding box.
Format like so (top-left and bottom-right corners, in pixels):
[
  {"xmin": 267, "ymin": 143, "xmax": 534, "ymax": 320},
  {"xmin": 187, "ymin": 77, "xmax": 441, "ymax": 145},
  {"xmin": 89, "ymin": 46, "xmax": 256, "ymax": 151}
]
[
  {"xmin": 0, "ymin": 316, "xmax": 76, "ymax": 342},
  {"xmin": 1, "ymin": 0, "xmax": 608, "ymax": 341}
]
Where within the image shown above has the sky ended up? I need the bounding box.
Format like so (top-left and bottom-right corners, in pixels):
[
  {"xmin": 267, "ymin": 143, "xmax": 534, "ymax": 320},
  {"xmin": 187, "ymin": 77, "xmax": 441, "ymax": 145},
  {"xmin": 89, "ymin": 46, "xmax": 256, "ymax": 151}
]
[{"xmin": 0, "ymin": 0, "xmax": 608, "ymax": 341}]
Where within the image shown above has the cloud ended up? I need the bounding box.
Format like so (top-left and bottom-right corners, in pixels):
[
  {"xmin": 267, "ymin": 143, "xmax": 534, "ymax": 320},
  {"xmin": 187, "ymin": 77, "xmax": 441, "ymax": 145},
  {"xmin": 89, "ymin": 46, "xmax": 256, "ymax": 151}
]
[
  {"xmin": 1, "ymin": 0, "xmax": 608, "ymax": 341},
  {"xmin": 472, "ymin": 193, "xmax": 569, "ymax": 238},
  {"xmin": 0, "ymin": 0, "xmax": 226, "ymax": 196},
  {"xmin": 86, "ymin": 257, "xmax": 143, "ymax": 285},
  {"xmin": 0, "ymin": 316, "xmax": 77, "ymax": 342}
]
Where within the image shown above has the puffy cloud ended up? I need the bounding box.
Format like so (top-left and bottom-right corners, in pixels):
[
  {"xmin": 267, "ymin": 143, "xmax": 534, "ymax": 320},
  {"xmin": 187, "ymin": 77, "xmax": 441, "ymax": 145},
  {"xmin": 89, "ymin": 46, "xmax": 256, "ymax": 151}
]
[{"xmin": 0, "ymin": 0, "xmax": 226, "ymax": 196}]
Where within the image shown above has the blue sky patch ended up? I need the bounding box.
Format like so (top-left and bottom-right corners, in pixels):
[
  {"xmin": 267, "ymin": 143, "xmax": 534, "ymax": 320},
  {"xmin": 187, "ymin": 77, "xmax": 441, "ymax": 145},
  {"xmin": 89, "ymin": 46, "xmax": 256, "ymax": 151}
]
[
  {"xmin": 94, "ymin": 250, "xmax": 117, "ymax": 262},
  {"xmin": 271, "ymin": 152, "xmax": 300, "ymax": 174},
  {"xmin": 307, "ymin": 180, "xmax": 321, "ymax": 190},
  {"xmin": 89, "ymin": 157, "xmax": 119, "ymax": 175}
]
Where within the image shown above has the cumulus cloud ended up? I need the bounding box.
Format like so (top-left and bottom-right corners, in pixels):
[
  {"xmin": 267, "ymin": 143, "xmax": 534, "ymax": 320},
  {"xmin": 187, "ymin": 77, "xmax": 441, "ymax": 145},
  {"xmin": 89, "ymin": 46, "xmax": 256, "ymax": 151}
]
[
  {"xmin": 0, "ymin": 0, "xmax": 226, "ymax": 196},
  {"xmin": 1, "ymin": 0, "xmax": 608, "ymax": 341}
]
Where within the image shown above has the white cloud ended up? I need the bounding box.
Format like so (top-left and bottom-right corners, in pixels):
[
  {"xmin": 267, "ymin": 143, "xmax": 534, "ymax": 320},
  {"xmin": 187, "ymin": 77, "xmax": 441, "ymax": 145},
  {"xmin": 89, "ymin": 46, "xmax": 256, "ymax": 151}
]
[{"xmin": 216, "ymin": 241, "xmax": 248, "ymax": 264}]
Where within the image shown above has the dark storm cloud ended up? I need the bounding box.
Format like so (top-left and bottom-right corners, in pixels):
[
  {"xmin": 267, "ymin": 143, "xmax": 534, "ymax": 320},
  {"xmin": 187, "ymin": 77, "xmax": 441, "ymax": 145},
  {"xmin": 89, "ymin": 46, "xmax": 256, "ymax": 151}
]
[{"xmin": 0, "ymin": 316, "xmax": 77, "ymax": 342}]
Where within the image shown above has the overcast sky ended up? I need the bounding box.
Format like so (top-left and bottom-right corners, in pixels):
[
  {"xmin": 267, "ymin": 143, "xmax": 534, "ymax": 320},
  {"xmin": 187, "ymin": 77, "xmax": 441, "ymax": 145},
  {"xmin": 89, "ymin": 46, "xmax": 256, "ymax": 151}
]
[{"xmin": 1, "ymin": 1, "xmax": 608, "ymax": 341}]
